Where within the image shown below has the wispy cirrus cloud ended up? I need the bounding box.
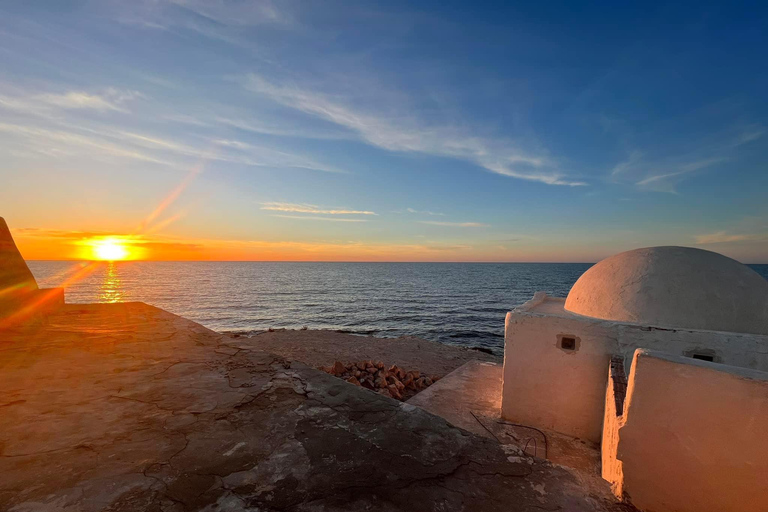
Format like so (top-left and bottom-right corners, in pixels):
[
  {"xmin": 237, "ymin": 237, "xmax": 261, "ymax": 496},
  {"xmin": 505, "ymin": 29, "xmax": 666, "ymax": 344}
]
[
  {"xmin": 243, "ymin": 74, "xmax": 585, "ymax": 187},
  {"xmin": 632, "ymin": 158, "xmax": 728, "ymax": 192},
  {"xmin": 270, "ymin": 215, "xmax": 369, "ymax": 222},
  {"xmin": 405, "ymin": 207, "xmax": 445, "ymax": 216},
  {"xmin": 215, "ymin": 116, "xmax": 350, "ymax": 141},
  {"xmin": 419, "ymin": 221, "xmax": 488, "ymax": 228},
  {"xmin": 0, "ymin": 87, "xmax": 343, "ymax": 173},
  {"xmin": 611, "ymin": 125, "xmax": 763, "ymax": 193},
  {"xmin": 166, "ymin": 0, "xmax": 292, "ymax": 27},
  {"xmin": 163, "ymin": 113, "xmax": 209, "ymax": 126},
  {"xmin": 0, "ymin": 122, "xmax": 174, "ymax": 165},
  {"xmin": 261, "ymin": 202, "xmax": 376, "ymax": 215},
  {"xmin": 694, "ymin": 231, "xmax": 768, "ymax": 245},
  {"xmin": 0, "ymin": 87, "xmax": 144, "ymax": 115},
  {"xmin": 36, "ymin": 91, "xmax": 125, "ymax": 112},
  {"xmin": 108, "ymin": 0, "xmax": 294, "ymax": 52}
]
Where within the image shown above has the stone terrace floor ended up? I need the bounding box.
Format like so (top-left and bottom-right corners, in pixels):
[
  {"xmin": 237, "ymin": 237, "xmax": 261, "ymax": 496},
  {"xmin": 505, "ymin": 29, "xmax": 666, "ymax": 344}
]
[{"xmin": 0, "ymin": 303, "xmax": 635, "ymax": 511}]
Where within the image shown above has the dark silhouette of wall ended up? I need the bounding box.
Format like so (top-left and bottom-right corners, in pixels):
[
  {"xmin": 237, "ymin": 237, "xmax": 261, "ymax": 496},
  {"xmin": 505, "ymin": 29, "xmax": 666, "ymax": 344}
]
[{"xmin": 0, "ymin": 217, "xmax": 63, "ymax": 326}]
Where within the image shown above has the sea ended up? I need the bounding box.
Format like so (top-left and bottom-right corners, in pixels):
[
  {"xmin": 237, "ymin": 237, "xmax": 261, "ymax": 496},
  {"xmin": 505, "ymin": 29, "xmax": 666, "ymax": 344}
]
[{"xmin": 28, "ymin": 261, "xmax": 768, "ymax": 355}]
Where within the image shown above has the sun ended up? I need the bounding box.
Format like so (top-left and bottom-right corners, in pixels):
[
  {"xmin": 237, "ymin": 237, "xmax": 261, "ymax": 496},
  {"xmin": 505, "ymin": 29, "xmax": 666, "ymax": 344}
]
[{"xmin": 91, "ymin": 239, "xmax": 130, "ymax": 261}]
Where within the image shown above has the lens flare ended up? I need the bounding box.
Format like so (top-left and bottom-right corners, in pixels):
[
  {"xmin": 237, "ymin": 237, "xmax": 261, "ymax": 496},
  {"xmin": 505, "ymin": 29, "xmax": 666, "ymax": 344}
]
[{"xmin": 90, "ymin": 238, "xmax": 130, "ymax": 261}]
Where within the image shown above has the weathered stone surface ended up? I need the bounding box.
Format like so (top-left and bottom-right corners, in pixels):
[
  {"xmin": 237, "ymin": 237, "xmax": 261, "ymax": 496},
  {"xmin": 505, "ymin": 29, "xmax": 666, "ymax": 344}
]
[
  {"xmin": 231, "ymin": 329, "xmax": 499, "ymax": 379},
  {"xmin": 0, "ymin": 302, "xmax": 633, "ymax": 511},
  {"xmin": 408, "ymin": 360, "xmax": 607, "ymax": 490}
]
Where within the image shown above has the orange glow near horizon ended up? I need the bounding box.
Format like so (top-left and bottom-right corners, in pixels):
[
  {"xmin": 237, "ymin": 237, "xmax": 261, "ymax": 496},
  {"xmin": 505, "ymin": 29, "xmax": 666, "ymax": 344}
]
[
  {"xmin": 78, "ymin": 237, "xmax": 144, "ymax": 261},
  {"xmin": 8, "ymin": 157, "xmax": 597, "ymax": 263},
  {"xmin": 11, "ymin": 229, "xmax": 614, "ymax": 262},
  {"xmin": 92, "ymin": 239, "xmax": 128, "ymax": 261}
]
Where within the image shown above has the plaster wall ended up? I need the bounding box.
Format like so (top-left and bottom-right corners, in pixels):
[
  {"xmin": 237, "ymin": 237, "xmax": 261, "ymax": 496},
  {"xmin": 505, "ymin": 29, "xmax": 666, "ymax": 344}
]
[
  {"xmin": 501, "ymin": 294, "xmax": 768, "ymax": 442},
  {"xmin": 601, "ymin": 358, "xmax": 626, "ymax": 498},
  {"xmin": 501, "ymin": 307, "xmax": 614, "ymax": 442},
  {"xmin": 615, "ymin": 350, "xmax": 768, "ymax": 512},
  {"xmin": 614, "ymin": 323, "xmax": 768, "ymax": 371}
]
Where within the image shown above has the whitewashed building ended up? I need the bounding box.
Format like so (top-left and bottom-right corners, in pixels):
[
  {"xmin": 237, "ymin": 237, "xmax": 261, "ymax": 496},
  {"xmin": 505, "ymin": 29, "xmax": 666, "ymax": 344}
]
[{"xmin": 501, "ymin": 246, "xmax": 768, "ymax": 512}]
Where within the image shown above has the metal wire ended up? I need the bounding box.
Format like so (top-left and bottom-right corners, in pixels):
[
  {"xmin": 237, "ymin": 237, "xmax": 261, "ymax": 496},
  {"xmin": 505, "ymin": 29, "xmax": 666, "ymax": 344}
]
[
  {"xmin": 469, "ymin": 410, "xmax": 503, "ymax": 443},
  {"xmin": 495, "ymin": 420, "xmax": 549, "ymax": 459},
  {"xmin": 470, "ymin": 411, "xmax": 549, "ymax": 460},
  {"xmin": 522, "ymin": 437, "xmax": 538, "ymax": 458}
]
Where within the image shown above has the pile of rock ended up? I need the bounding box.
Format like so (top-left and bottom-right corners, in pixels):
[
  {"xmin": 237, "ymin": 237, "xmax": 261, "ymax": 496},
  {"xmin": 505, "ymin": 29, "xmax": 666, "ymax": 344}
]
[{"xmin": 321, "ymin": 360, "xmax": 440, "ymax": 401}]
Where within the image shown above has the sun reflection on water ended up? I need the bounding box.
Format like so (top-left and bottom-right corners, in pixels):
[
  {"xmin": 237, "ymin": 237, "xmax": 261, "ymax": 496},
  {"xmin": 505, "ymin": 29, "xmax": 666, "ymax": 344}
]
[{"xmin": 98, "ymin": 262, "xmax": 126, "ymax": 303}]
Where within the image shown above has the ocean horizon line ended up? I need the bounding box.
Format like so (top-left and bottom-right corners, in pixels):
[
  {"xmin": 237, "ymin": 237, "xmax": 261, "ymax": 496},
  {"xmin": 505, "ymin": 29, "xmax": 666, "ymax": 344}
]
[
  {"xmin": 29, "ymin": 258, "xmax": 602, "ymax": 264},
  {"xmin": 26, "ymin": 259, "xmax": 768, "ymax": 265}
]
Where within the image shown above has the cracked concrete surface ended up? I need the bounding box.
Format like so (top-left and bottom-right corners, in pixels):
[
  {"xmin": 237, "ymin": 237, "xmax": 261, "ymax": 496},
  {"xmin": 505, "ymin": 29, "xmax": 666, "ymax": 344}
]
[{"xmin": 1, "ymin": 303, "xmax": 634, "ymax": 511}]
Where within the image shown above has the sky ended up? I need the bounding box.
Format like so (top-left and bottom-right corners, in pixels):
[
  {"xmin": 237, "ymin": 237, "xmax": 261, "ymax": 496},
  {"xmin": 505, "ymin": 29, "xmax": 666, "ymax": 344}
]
[{"xmin": 1, "ymin": 0, "xmax": 767, "ymax": 262}]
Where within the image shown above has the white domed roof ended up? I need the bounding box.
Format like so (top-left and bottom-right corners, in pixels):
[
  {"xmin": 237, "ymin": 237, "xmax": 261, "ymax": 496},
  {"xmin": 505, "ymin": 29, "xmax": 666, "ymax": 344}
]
[{"xmin": 564, "ymin": 246, "xmax": 768, "ymax": 335}]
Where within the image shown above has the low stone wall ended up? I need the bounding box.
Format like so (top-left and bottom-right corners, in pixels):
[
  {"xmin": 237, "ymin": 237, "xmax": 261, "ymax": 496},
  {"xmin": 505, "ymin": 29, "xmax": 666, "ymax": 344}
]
[{"xmin": 608, "ymin": 349, "xmax": 768, "ymax": 512}]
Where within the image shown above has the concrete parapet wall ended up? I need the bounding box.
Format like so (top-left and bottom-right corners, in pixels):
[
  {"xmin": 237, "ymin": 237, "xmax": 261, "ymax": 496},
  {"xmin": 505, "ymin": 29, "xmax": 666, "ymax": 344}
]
[
  {"xmin": 1, "ymin": 217, "xmax": 37, "ymax": 290},
  {"xmin": 0, "ymin": 217, "xmax": 63, "ymax": 326},
  {"xmin": 612, "ymin": 349, "xmax": 768, "ymax": 512}
]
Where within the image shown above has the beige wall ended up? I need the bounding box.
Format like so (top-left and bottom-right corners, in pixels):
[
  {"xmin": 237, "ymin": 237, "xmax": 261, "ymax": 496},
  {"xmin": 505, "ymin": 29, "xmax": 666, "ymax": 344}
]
[
  {"xmin": 601, "ymin": 359, "xmax": 625, "ymax": 499},
  {"xmin": 614, "ymin": 350, "xmax": 768, "ymax": 512},
  {"xmin": 501, "ymin": 294, "xmax": 768, "ymax": 443},
  {"xmin": 501, "ymin": 308, "xmax": 615, "ymax": 442}
]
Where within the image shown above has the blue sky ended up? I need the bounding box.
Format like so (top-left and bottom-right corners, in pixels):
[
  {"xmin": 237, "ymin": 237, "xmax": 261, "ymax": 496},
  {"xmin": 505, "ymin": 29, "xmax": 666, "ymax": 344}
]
[{"xmin": 1, "ymin": 0, "xmax": 767, "ymax": 261}]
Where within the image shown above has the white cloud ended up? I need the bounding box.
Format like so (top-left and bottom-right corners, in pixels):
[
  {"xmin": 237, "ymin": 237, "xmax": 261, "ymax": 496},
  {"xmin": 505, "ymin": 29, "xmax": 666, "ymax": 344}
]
[
  {"xmin": 695, "ymin": 231, "xmax": 767, "ymax": 245},
  {"xmin": 215, "ymin": 116, "xmax": 350, "ymax": 140},
  {"xmin": 631, "ymin": 158, "xmax": 728, "ymax": 192},
  {"xmin": 610, "ymin": 150, "xmax": 643, "ymax": 177},
  {"xmin": 109, "ymin": 0, "xmax": 293, "ymax": 49},
  {"xmin": 261, "ymin": 202, "xmax": 376, "ymax": 215},
  {"xmin": 0, "ymin": 82, "xmax": 345, "ymax": 174},
  {"xmin": 270, "ymin": 215, "xmax": 368, "ymax": 222},
  {"xmin": 611, "ymin": 126, "xmax": 763, "ymax": 193},
  {"xmin": 0, "ymin": 88, "xmax": 144, "ymax": 115},
  {"xmin": 36, "ymin": 91, "xmax": 125, "ymax": 111},
  {"xmin": 405, "ymin": 208, "xmax": 445, "ymax": 216},
  {"xmin": 163, "ymin": 113, "xmax": 209, "ymax": 126},
  {"xmin": 0, "ymin": 116, "xmax": 344, "ymax": 174},
  {"xmin": 419, "ymin": 221, "xmax": 488, "ymax": 227},
  {"xmin": 243, "ymin": 74, "xmax": 585, "ymax": 186},
  {"xmin": 0, "ymin": 84, "xmax": 342, "ymax": 173},
  {"xmin": 734, "ymin": 128, "xmax": 764, "ymax": 146},
  {"xmin": 168, "ymin": 0, "xmax": 291, "ymax": 27},
  {"xmin": 110, "ymin": 129, "xmax": 343, "ymax": 173},
  {"xmin": 0, "ymin": 122, "xmax": 173, "ymax": 165}
]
